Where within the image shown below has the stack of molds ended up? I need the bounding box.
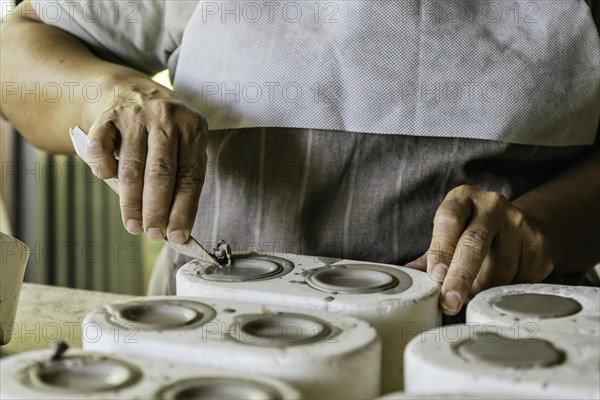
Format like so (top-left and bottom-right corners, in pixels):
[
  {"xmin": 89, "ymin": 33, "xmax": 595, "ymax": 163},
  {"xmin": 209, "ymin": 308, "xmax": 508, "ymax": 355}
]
[
  {"xmin": 82, "ymin": 296, "xmax": 381, "ymax": 399},
  {"xmin": 176, "ymin": 253, "xmax": 441, "ymax": 392},
  {"xmin": 467, "ymin": 284, "xmax": 600, "ymax": 336},
  {"xmin": 0, "ymin": 348, "xmax": 301, "ymax": 399},
  {"xmin": 376, "ymin": 393, "xmax": 539, "ymax": 399},
  {"xmin": 404, "ymin": 324, "xmax": 600, "ymax": 399}
]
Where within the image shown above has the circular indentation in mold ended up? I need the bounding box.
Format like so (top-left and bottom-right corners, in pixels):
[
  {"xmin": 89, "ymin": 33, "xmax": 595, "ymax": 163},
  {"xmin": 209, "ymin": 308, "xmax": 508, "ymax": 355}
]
[
  {"xmin": 200, "ymin": 254, "xmax": 294, "ymax": 282},
  {"xmin": 158, "ymin": 377, "xmax": 283, "ymax": 400},
  {"xmin": 493, "ymin": 293, "xmax": 583, "ymax": 319},
  {"xmin": 312, "ymin": 268, "xmax": 396, "ymax": 292},
  {"xmin": 304, "ymin": 264, "xmax": 412, "ymax": 294},
  {"xmin": 120, "ymin": 304, "xmax": 198, "ymax": 327},
  {"xmin": 109, "ymin": 299, "xmax": 216, "ymax": 331},
  {"xmin": 231, "ymin": 313, "xmax": 335, "ymax": 347},
  {"xmin": 456, "ymin": 333, "xmax": 565, "ymax": 368},
  {"xmin": 28, "ymin": 355, "xmax": 141, "ymax": 393}
]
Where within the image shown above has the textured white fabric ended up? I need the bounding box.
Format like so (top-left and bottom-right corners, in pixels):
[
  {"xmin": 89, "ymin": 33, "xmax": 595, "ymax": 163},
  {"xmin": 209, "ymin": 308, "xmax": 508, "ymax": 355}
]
[
  {"xmin": 174, "ymin": 0, "xmax": 600, "ymax": 146},
  {"xmin": 31, "ymin": 0, "xmax": 199, "ymax": 74}
]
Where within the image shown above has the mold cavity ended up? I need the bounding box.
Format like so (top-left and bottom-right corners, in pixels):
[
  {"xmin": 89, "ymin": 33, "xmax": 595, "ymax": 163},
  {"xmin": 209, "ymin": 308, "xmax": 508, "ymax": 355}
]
[
  {"xmin": 201, "ymin": 254, "xmax": 294, "ymax": 282},
  {"xmin": 120, "ymin": 304, "xmax": 198, "ymax": 327},
  {"xmin": 158, "ymin": 378, "xmax": 283, "ymax": 400},
  {"xmin": 455, "ymin": 333, "xmax": 565, "ymax": 368},
  {"xmin": 304, "ymin": 264, "xmax": 412, "ymax": 294},
  {"xmin": 28, "ymin": 356, "xmax": 141, "ymax": 393},
  {"xmin": 110, "ymin": 300, "xmax": 216, "ymax": 331},
  {"xmin": 493, "ymin": 293, "xmax": 582, "ymax": 319},
  {"xmin": 314, "ymin": 269, "xmax": 395, "ymax": 290},
  {"xmin": 232, "ymin": 313, "xmax": 335, "ymax": 347}
]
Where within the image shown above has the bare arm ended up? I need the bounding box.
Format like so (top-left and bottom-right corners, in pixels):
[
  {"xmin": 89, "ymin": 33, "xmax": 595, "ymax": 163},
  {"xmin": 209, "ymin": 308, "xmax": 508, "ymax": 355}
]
[
  {"xmin": 512, "ymin": 146, "xmax": 600, "ymax": 275},
  {"xmin": 0, "ymin": 1, "xmax": 143, "ymax": 152},
  {"xmin": 408, "ymin": 145, "xmax": 600, "ymax": 315},
  {"xmin": 1, "ymin": 1, "xmax": 208, "ymax": 244}
]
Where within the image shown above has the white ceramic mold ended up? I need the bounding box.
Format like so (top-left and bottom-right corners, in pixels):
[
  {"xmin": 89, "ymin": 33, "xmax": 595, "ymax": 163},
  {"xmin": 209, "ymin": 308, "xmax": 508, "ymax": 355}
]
[
  {"xmin": 176, "ymin": 253, "xmax": 441, "ymax": 392},
  {"xmin": 404, "ymin": 324, "xmax": 600, "ymax": 399},
  {"xmin": 0, "ymin": 232, "xmax": 29, "ymax": 345},
  {"xmin": 376, "ymin": 393, "xmax": 545, "ymax": 399},
  {"xmin": 467, "ymin": 284, "xmax": 600, "ymax": 336},
  {"xmin": 82, "ymin": 296, "xmax": 381, "ymax": 399},
  {"xmin": 0, "ymin": 348, "xmax": 302, "ymax": 399}
]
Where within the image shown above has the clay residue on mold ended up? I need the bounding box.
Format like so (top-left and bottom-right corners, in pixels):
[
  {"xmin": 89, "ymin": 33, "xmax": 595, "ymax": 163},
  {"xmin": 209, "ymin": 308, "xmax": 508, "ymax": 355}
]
[
  {"xmin": 493, "ymin": 293, "xmax": 583, "ymax": 319},
  {"xmin": 201, "ymin": 254, "xmax": 294, "ymax": 282},
  {"xmin": 156, "ymin": 377, "xmax": 283, "ymax": 400},
  {"xmin": 303, "ymin": 264, "xmax": 412, "ymax": 295},
  {"xmin": 108, "ymin": 299, "xmax": 216, "ymax": 331},
  {"xmin": 229, "ymin": 313, "xmax": 337, "ymax": 347},
  {"xmin": 27, "ymin": 355, "xmax": 142, "ymax": 393},
  {"xmin": 454, "ymin": 333, "xmax": 566, "ymax": 369}
]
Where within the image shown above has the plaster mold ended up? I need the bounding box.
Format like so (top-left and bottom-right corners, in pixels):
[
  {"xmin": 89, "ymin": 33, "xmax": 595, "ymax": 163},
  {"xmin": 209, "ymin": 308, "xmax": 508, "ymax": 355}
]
[
  {"xmin": 467, "ymin": 284, "xmax": 600, "ymax": 336},
  {"xmin": 0, "ymin": 232, "xmax": 29, "ymax": 345},
  {"xmin": 404, "ymin": 324, "xmax": 600, "ymax": 399},
  {"xmin": 377, "ymin": 393, "xmax": 542, "ymax": 399},
  {"xmin": 176, "ymin": 253, "xmax": 440, "ymax": 392},
  {"xmin": 82, "ymin": 296, "xmax": 381, "ymax": 399},
  {"xmin": 0, "ymin": 348, "xmax": 301, "ymax": 399}
]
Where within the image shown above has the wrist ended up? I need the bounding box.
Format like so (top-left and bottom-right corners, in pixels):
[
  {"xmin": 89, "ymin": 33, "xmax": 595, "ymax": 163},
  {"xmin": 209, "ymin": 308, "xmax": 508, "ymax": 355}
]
[
  {"xmin": 512, "ymin": 196, "xmax": 563, "ymax": 276},
  {"xmin": 81, "ymin": 69, "xmax": 156, "ymax": 130}
]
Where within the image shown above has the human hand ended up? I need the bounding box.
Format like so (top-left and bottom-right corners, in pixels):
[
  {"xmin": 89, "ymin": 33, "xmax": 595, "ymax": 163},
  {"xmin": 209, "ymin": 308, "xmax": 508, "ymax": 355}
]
[
  {"xmin": 406, "ymin": 185, "xmax": 554, "ymax": 315},
  {"xmin": 84, "ymin": 79, "xmax": 208, "ymax": 244}
]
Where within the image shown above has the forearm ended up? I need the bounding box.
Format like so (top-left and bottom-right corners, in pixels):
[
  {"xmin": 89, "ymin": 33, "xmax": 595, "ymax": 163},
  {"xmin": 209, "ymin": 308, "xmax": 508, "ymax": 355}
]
[
  {"xmin": 513, "ymin": 146, "xmax": 600, "ymax": 275},
  {"xmin": 0, "ymin": 1, "xmax": 149, "ymax": 153}
]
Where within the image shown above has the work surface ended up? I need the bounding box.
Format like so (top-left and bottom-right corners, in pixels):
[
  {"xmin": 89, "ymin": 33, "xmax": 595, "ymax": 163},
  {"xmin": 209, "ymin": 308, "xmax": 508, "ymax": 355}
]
[{"xmin": 0, "ymin": 283, "xmax": 133, "ymax": 357}]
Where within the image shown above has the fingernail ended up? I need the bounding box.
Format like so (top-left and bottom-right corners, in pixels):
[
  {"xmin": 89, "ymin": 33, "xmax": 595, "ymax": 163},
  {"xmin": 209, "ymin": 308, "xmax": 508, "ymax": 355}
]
[
  {"xmin": 146, "ymin": 228, "xmax": 164, "ymax": 241},
  {"xmin": 441, "ymin": 291, "xmax": 462, "ymax": 314},
  {"xmin": 89, "ymin": 164, "xmax": 99, "ymax": 176},
  {"xmin": 168, "ymin": 230, "xmax": 187, "ymax": 244},
  {"xmin": 126, "ymin": 219, "xmax": 142, "ymax": 234},
  {"xmin": 430, "ymin": 263, "xmax": 448, "ymax": 283}
]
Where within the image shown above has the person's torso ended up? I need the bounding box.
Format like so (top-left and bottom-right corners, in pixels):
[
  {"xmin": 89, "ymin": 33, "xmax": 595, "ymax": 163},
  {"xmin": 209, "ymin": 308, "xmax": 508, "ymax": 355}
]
[
  {"xmin": 173, "ymin": 0, "xmax": 600, "ymax": 146},
  {"xmin": 167, "ymin": 0, "xmax": 599, "ymax": 268}
]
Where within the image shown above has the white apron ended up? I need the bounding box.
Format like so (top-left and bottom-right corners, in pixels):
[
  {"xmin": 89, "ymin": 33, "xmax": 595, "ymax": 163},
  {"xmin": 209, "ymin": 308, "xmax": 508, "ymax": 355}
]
[{"xmin": 173, "ymin": 0, "xmax": 600, "ymax": 146}]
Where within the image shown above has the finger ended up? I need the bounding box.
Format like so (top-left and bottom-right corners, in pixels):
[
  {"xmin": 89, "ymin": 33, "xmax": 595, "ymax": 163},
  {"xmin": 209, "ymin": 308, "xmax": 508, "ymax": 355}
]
[
  {"xmin": 86, "ymin": 120, "xmax": 119, "ymax": 179},
  {"xmin": 427, "ymin": 186, "xmax": 473, "ymax": 283},
  {"xmin": 470, "ymin": 225, "xmax": 520, "ymax": 295},
  {"xmin": 441, "ymin": 204, "xmax": 503, "ymax": 315},
  {"xmin": 116, "ymin": 125, "xmax": 147, "ymax": 234},
  {"xmin": 404, "ymin": 253, "xmax": 427, "ymax": 271},
  {"xmin": 166, "ymin": 131, "xmax": 207, "ymax": 244},
  {"xmin": 514, "ymin": 232, "xmax": 553, "ymax": 283},
  {"xmin": 142, "ymin": 127, "xmax": 178, "ymax": 240}
]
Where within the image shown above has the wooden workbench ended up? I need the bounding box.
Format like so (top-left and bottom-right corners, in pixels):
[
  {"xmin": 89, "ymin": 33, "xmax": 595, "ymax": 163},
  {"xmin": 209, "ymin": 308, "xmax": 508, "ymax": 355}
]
[{"xmin": 0, "ymin": 283, "xmax": 133, "ymax": 357}]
